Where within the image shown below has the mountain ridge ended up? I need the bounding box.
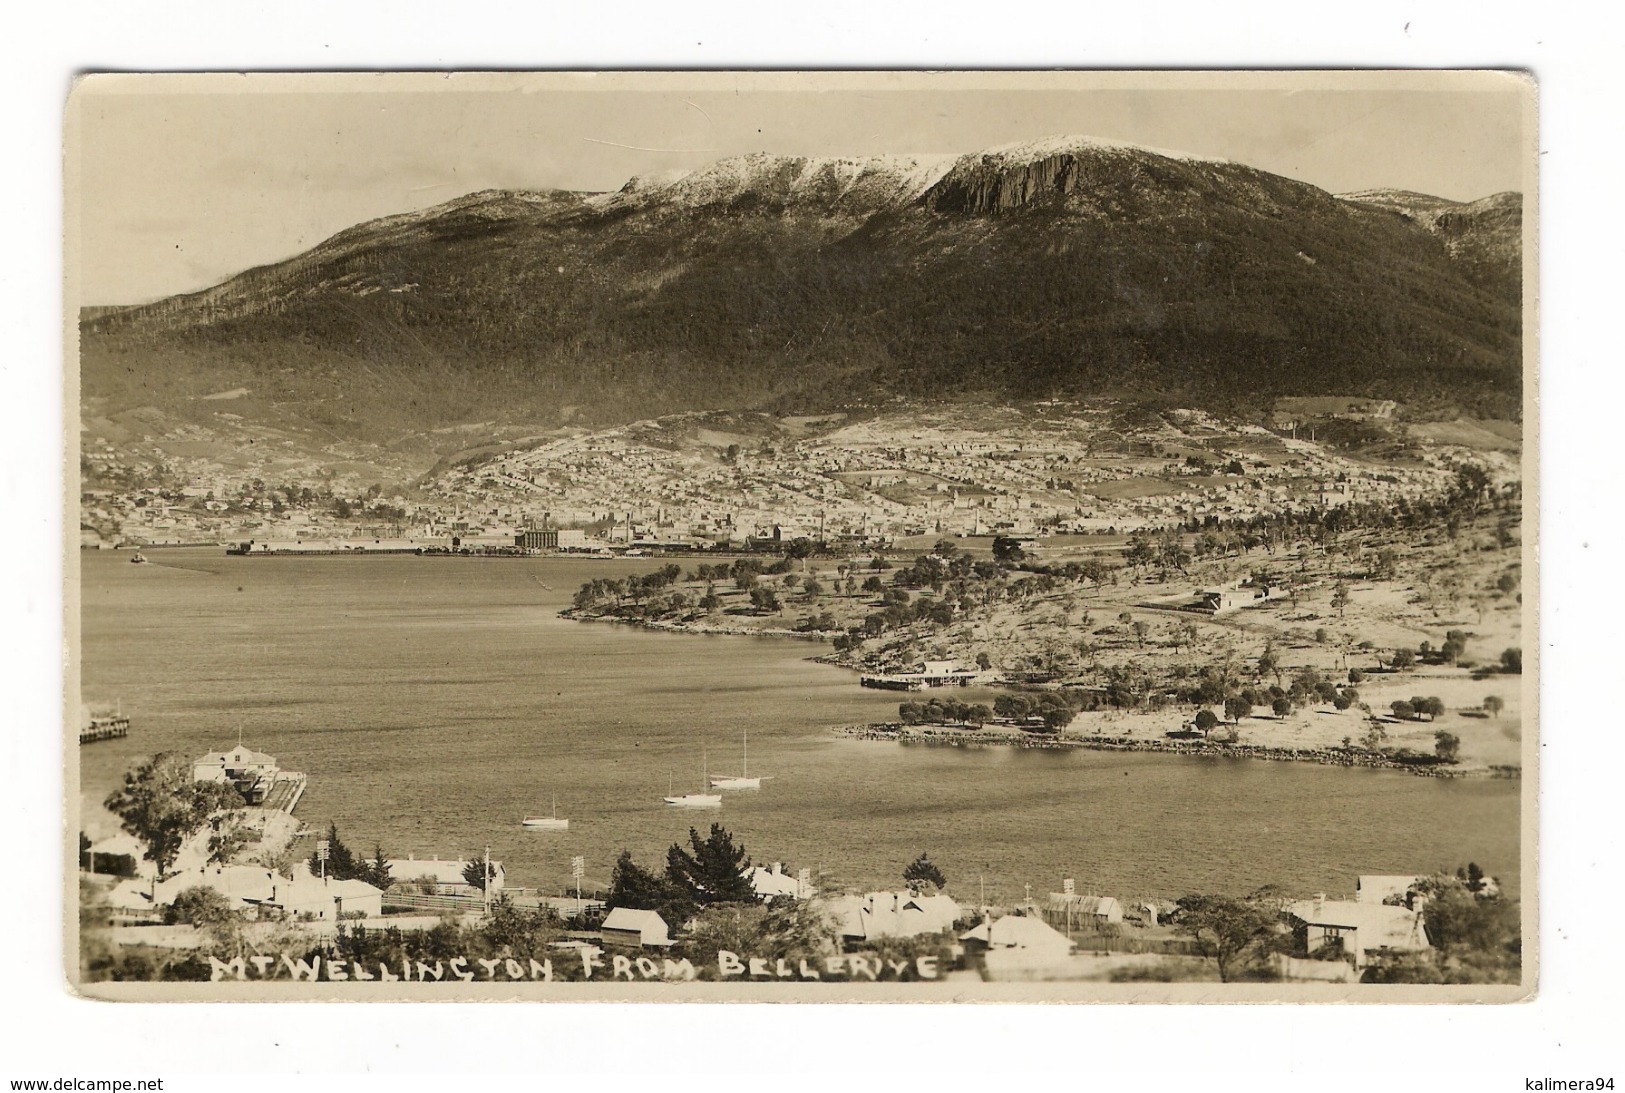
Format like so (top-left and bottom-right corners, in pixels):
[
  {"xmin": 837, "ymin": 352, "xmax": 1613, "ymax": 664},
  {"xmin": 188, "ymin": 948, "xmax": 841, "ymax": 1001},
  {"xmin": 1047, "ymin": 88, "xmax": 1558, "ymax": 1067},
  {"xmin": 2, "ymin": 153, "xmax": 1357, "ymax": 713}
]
[{"xmin": 82, "ymin": 135, "xmax": 1523, "ymax": 443}]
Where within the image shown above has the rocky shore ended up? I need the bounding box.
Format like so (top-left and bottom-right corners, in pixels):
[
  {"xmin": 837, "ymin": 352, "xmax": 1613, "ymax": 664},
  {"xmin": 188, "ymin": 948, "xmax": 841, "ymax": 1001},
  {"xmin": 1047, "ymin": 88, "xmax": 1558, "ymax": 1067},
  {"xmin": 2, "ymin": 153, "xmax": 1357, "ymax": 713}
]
[
  {"xmin": 834, "ymin": 723, "xmax": 1521, "ymax": 779},
  {"xmin": 560, "ymin": 607, "xmax": 838, "ymax": 641}
]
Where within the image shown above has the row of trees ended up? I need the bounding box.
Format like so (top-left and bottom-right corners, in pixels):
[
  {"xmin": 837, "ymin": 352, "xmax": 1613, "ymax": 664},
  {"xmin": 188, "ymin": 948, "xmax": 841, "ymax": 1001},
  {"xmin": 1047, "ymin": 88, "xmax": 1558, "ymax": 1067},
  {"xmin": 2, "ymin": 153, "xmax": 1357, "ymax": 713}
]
[
  {"xmin": 897, "ymin": 699, "xmax": 994, "ymax": 727},
  {"xmin": 992, "ymin": 689, "xmax": 1091, "ymax": 731}
]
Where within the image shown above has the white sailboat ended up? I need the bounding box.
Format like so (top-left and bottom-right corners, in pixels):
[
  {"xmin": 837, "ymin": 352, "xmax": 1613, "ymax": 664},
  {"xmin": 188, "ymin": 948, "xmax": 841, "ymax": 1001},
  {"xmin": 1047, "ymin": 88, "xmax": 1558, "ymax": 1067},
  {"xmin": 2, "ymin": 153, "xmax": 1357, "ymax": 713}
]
[
  {"xmin": 710, "ymin": 729, "xmax": 762, "ymax": 790},
  {"xmin": 664, "ymin": 752, "xmax": 721, "ymax": 809},
  {"xmin": 522, "ymin": 794, "xmax": 569, "ymax": 831}
]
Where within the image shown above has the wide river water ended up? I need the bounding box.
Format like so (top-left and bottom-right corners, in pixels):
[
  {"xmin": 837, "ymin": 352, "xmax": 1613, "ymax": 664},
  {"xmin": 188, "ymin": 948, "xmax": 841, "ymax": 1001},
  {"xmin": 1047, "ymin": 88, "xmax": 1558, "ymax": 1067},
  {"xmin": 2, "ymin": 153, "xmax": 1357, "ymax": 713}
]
[{"xmin": 78, "ymin": 547, "xmax": 1520, "ymax": 903}]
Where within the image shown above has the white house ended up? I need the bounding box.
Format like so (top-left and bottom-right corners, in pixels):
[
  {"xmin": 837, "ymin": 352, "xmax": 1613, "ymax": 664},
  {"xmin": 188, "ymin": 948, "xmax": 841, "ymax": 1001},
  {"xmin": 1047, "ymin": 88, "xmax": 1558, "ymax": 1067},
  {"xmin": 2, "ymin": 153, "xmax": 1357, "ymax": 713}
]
[
  {"xmin": 826, "ymin": 891, "xmax": 961, "ymax": 942},
  {"xmin": 1044, "ymin": 892, "xmax": 1124, "ymax": 928},
  {"xmin": 749, "ymin": 862, "xmax": 814, "ymax": 901},
  {"xmin": 155, "ymin": 861, "xmax": 383, "ymax": 922},
  {"xmin": 266, "ymin": 865, "xmax": 384, "ymax": 921},
  {"xmin": 960, "ymin": 913, "xmax": 1074, "ymax": 962},
  {"xmin": 1287, "ymin": 895, "xmax": 1430, "ymax": 969},
  {"xmin": 192, "ymin": 744, "xmax": 279, "ymax": 786},
  {"xmin": 384, "ymin": 854, "xmax": 505, "ymax": 896},
  {"xmin": 600, "ymin": 908, "xmax": 674, "ymax": 949}
]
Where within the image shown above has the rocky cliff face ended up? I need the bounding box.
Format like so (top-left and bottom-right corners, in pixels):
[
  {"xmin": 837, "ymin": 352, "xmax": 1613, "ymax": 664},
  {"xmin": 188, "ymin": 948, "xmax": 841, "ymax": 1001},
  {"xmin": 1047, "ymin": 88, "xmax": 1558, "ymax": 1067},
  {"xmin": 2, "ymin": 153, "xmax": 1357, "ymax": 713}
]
[
  {"xmin": 1340, "ymin": 188, "xmax": 1523, "ymax": 300},
  {"xmin": 922, "ymin": 137, "xmax": 1344, "ymax": 222}
]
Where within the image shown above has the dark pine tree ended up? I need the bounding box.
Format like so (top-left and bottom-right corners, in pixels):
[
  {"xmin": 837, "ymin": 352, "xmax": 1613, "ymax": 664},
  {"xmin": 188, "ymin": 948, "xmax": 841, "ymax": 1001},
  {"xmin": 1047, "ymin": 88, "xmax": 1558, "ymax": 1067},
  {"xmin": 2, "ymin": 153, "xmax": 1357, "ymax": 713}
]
[
  {"xmin": 666, "ymin": 824, "xmax": 755, "ymax": 906},
  {"xmin": 903, "ymin": 852, "xmax": 947, "ymax": 891}
]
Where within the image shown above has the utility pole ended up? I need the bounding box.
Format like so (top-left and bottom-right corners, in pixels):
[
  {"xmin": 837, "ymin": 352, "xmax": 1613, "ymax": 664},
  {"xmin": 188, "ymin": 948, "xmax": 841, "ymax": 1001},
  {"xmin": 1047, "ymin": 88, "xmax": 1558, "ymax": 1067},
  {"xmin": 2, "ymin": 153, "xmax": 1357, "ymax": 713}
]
[{"xmin": 483, "ymin": 847, "xmax": 491, "ymax": 918}]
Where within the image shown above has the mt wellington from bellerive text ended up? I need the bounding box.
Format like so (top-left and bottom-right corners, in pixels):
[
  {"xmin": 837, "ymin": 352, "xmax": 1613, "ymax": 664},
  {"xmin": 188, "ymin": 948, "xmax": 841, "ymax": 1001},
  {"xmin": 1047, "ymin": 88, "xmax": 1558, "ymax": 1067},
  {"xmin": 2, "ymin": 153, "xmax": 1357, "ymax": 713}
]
[{"xmin": 79, "ymin": 132, "xmax": 1525, "ymax": 991}]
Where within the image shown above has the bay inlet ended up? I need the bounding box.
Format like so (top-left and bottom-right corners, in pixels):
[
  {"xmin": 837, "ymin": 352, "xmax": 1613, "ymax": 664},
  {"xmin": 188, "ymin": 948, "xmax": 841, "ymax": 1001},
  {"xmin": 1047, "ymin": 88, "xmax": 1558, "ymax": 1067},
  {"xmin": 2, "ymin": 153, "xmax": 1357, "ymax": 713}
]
[{"xmin": 78, "ymin": 548, "xmax": 1520, "ymax": 903}]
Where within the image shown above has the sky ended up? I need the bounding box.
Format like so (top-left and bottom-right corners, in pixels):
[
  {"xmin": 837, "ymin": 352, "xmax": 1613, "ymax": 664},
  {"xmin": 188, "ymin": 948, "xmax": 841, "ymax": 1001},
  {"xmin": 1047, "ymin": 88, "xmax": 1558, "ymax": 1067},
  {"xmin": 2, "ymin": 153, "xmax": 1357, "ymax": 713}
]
[{"xmin": 69, "ymin": 71, "xmax": 1531, "ymax": 305}]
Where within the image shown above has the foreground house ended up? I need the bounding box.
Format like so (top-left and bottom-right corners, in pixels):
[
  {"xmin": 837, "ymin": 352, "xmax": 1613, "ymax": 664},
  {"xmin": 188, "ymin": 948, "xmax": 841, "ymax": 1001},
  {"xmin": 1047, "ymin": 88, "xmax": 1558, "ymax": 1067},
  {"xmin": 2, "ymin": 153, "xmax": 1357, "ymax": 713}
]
[
  {"xmin": 1044, "ymin": 892, "xmax": 1124, "ymax": 930},
  {"xmin": 192, "ymin": 744, "xmax": 280, "ymax": 800},
  {"xmin": 384, "ymin": 854, "xmax": 505, "ymax": 896},
  {"xmin": 825, "ymin": 890, "xmax": 961, "ymax": 943},
  {"xmin": 155, "ymin": 861, "xmax": 383, "ymax": 922},
  {"xmin": 960, "ymin": 913, "xmax": 1074, "ymax": 962},
  {"xmin": 1287, "ymin": 894, "xmax": 1430, "ymax": 969},
  {"xmin": 748, "ymin": 862, "xmax": 815, "ymax": 901},
  {"xmin": 600, "ymin": 908, "xmax": 674, "ymax": 949}
]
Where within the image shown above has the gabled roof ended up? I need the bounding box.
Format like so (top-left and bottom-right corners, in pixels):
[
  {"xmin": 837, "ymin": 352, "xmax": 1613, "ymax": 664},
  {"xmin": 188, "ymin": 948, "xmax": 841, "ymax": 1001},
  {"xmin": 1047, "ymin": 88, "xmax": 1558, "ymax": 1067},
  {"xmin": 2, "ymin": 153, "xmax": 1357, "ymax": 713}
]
[
  {"xmin": 748, "ymin": 866, "xmax": 812, "ymax": 899},
  {"xmin": 155, "ymin": 864, "xmax": 278, "ymax": 906},
  {"xmin": 195, "ymin": 745, "xmax": 278, "ymax": 767},
  {"xmin": 384, "ymin": 857, "xmax": 504, "ymax": 886},
  {"xmin": 826, "ymin": 890, "xmax": 960, "ymax": 940},
  {"xmin": 601, "ymin": 907, "xmax": 672, "ymax": 943},
  {"xmin": 1045, "ymin": 893, "xmax": 1121, "ymax": 916},
  {"xmin": 960, "ymin": 913, "xmax": 1072, "ymax": 952},
  {"xmin": 1288, "ymin": 899, "xmax": 1429, "ymax": 952}
]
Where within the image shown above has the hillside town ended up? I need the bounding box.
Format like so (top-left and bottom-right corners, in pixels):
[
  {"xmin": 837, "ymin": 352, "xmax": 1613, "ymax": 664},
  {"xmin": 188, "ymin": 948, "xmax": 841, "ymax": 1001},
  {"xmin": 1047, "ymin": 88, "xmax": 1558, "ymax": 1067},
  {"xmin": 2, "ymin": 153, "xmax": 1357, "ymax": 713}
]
[{"xmin": 79, "ymin": 401, "xmax": 1512, "ymax": 555}]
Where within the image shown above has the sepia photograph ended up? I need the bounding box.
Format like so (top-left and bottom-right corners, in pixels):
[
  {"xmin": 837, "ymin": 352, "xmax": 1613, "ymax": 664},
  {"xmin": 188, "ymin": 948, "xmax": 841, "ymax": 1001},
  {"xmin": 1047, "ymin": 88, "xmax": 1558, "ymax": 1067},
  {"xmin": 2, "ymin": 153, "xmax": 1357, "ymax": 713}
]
[{"xmin": 64, "ymin": 69, "xmax": 1535, "ymax": 1001}]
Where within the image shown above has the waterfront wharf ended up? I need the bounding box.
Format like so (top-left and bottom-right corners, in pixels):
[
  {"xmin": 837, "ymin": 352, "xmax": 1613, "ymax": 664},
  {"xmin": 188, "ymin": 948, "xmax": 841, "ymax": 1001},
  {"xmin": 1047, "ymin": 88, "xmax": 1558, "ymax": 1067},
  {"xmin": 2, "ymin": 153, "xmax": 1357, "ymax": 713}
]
[
  {"xmin": 80, "ymin": 715, "xmax": 130, "ymax": 745},
  {"xmin": 258, "ymin": 773, "xmax": 307, "ymax": 813}
]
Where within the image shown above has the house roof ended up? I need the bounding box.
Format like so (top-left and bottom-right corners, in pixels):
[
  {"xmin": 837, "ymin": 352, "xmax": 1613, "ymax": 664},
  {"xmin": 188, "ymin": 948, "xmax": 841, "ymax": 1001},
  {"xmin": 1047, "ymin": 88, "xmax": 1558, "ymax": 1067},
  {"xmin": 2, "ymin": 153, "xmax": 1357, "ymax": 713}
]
[
  {"xmin": 1288, "ymin": 899, "xmax": 1430, "ymax": 952},
  {"xmin": 601, "ymin": 908, "xmax": 671, "ymax": 942},
  {"xmin": 155, "ymin": 865, "xmax": 279, "ymax": 906},
  {"xmin": 267, "ymin": 871, "xmax": 383, "ymax": 908},
  {"xmin": 195, "ymin": 745, "xmax": 278, "ymax": 767},
  {"xmin": 961, "ymin": 913, "xmax": 1072, "ymax": 952},
  {"xmin": 153, "ymin": 861, "xmax": 384, "ymax": 911},
  {"xmin": 104, "ymin": 879, "xmax": 158, "ymax": 913},
  {"xmin": 1045, "ymin": 893, "xmax": 1121, "ymax": 916},
  {"xmin": 826, "ymin": 891, "xmax": 960, "ymax": 940},
  {"xmin": 748, "ymin": 865, "xmax": 811, "ymax": 900},
  {"xmin": 385, "ymin": 857, "xmax": 504, "ymax": 886}
]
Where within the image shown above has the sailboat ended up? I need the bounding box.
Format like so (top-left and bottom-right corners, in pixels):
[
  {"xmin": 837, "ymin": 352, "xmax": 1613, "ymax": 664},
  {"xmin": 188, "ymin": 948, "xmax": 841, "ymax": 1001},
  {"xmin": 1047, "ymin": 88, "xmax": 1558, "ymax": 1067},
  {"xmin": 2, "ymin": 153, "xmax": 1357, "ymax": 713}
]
[
  {"xmin": 710, "ymin": 729, "xmax": 762, "ymax": 790},
  {"xmin": 664, "ymin": 752, "xmax": 721, "ymax": 809},
  {"xmin": 522, "ymin": 794, "xmax": 569, "ymax": 831}
]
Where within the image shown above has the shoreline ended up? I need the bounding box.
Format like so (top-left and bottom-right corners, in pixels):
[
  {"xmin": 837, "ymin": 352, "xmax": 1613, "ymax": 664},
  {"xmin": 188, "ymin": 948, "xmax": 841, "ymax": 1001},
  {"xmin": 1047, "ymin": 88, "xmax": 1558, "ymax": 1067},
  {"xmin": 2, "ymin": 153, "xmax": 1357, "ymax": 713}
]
[
  {"xmin": 833, "ymin": 723, "xmax": 1521, "ymax": 779},
  {"xmin": 565, "ymin": 606, "xmax": 1521, "ymax": 780},
  {"xmin": 560, "ymin": 607, "xmax": 840, "ymax": 642}
]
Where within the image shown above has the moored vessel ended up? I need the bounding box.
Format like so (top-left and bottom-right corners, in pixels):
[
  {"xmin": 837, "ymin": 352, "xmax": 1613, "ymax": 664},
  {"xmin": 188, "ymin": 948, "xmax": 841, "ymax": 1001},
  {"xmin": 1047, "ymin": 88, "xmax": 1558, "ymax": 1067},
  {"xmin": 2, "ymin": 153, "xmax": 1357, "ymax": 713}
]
[
  {"xmin": 523, "ymin": 794, "xmax": 570, "ymax": 830},
  {"xmin": 710, "ymin": 729, "xmax": 762, "ymax": 790}
]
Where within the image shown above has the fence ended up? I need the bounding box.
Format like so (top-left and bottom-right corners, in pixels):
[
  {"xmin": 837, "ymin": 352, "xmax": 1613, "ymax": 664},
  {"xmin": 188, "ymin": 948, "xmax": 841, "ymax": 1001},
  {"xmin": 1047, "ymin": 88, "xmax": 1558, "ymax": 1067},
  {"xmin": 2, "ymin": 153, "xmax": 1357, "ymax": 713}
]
[
  {"xmin": 381, "ymin": 891, "xmax": 485, "ymax": 915},
  {"xmin": 381, "ymin": 889, "xmax": 607, "ymax": 920},
  {"xmin": 1061, "ymin": 931, "xmax": 1203, "ymax": 956}
]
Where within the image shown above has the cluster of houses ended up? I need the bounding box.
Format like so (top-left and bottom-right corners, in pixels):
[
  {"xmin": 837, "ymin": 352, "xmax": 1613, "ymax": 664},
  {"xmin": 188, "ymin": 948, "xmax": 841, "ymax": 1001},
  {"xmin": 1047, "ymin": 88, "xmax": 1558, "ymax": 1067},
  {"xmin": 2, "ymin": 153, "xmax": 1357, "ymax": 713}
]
[
  {"xmin": 414, "ymin": 407, "xmax": 1461, "ymax": 549},
  {"xmin": 85, "ymin": 396, "xmax": 1468, "ymax": 553},
  {"xmin": 586, "ymin": 872, "xmax": 1437, "ymax": 983}
]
